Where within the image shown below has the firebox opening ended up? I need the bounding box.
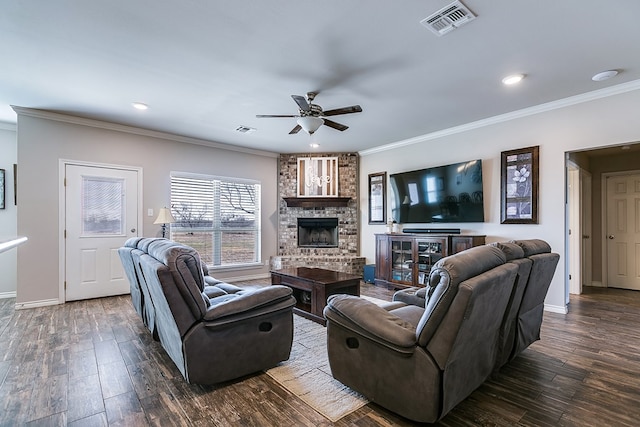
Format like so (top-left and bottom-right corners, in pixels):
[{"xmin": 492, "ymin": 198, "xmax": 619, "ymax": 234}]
[{"xmin": 297, "ymin": 217, "xmax": 338, "ymax": 248}]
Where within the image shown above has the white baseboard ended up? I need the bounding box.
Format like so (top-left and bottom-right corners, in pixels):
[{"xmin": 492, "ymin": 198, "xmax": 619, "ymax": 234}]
[
  {"xmin": 0, "ymin": 291, "xmax": 17, "ymax": 299},
  {"xmin": 14, "ymin": 298, "xmax": 61, "ymax": 310},
  {"xmin": 544, "ymin": 303, "xmax": 567, "ymax": 314}
]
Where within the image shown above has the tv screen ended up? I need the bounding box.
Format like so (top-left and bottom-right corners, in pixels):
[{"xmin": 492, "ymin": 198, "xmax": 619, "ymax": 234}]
[{"xmin": 390, "ymin": 159, "xmax": 484, "ymax": 223}]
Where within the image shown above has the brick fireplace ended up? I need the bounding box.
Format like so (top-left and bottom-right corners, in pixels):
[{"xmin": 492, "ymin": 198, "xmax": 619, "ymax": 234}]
[{"xmin": 271, "ymin": 152, "xmax": 365, "ymax": 275}]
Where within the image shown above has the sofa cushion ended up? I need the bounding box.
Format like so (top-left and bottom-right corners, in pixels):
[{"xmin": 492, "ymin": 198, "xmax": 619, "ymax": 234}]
[
  {"xmin": 203, "ymin": 285, "xmax": 293, "ymax": 321},
  {"xmin": 203, "ymin": 286, "xmax": 227, "ymax": 299},
  {"xmin": 416, "ymin": 245, "xmax": 506, "ymax": 347},
  {"xmin": 147, "ymin": 240, "xmax": 208, "ymax": 318},
  {"xmin": 513, "ymin": 239, "xmax": 551, "ymax": 257},
  {"xmin": 489, "ymin": 241, "xmax": 525, "ymax": 260},
  {"xmin": 214, "ymin": 282, "xmax": 245, "ymax": 294}
]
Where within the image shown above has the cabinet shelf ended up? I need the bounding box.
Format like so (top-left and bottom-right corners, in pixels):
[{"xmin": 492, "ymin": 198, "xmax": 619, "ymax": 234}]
[{"xmin": 375, "ymin": 233, "xmax": 485, "ymax": 289}]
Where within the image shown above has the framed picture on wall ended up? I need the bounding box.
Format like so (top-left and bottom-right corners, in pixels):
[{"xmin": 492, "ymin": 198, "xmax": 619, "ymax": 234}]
[
  {"xmin": 0, "ymin": 168, "xmax": 5, "ymax": 209},
  {"xmin": 500, "ymin": 146, "xmax": 539, "ymax": 224},
  {"xmin": 368, "ymin": 172, "xmax": 386, "ymax": 224},
  {"xmin": 297, "ymin": 156, "xmax": 339, "ymax": 197}
]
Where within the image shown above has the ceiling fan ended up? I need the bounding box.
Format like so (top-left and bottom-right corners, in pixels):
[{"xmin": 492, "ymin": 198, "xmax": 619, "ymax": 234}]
[{"xmin": 256, "ymin": 92, "xmax": 362, "ymax": 135}]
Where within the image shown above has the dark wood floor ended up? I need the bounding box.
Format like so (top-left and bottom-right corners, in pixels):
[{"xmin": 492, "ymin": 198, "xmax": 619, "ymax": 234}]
[{"xmin": 1, "ymin": 282, "xmax": 640, "ymax": 426}]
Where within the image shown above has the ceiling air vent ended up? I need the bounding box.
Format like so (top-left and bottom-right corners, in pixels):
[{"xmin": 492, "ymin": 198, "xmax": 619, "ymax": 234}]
[
  {"xmin": 420, "ymin": 0, "xmax": 476, "ymax": 36},
  {"xmin": 235, "ymin": 125, "xmax": 256, "ymax": 134}
]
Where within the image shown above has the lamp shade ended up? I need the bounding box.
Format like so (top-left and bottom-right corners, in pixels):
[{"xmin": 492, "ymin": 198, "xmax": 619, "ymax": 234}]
[
  {"xmin": 154, "ymin": 207, "xmax": 175, "ymax": 224},
  {"xmin": 297, "ymin": 116, "xmax": 324, "ymax": 134}
]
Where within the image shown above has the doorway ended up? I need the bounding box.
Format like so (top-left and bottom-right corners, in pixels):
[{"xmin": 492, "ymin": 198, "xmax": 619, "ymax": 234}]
[
  {"xmin": 566, "ymin": 143, "xmax": 640, "ymax": 297},
  {"xmin": 62, "ymin": 161, "xmax": 142, "ymax": 301}
]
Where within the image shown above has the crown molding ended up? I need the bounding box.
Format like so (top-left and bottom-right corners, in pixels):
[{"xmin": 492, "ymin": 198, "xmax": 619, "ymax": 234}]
[
  {"xmin": 10, "ymin": 106, "xmax": 279, "ymax": 158},
  {"xmin": 0, "ymin": 121, "xmax": 16, "ymax": 131},
  {"xmin": 359, "ymin": 79, "xmax": 640, "ymax": 156}
]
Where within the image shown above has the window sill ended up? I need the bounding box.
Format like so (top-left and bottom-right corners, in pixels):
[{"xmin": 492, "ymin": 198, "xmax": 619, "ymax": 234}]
[{"xmin": 207, "ymin": 262, "xmax": 264, "ymax": 272}]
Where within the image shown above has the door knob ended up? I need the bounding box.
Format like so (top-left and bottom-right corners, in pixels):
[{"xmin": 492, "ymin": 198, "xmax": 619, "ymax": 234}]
[
  {"xmin": 131, "ymin": 228, "xmax": 136, "ymax": 233},
  {"xmin": 608, "ymin": 235, "xmax": 615, "ymax": 239}
]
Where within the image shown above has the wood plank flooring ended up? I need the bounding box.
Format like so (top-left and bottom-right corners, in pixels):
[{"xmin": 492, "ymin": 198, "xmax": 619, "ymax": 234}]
[{"xmin": 1, "ymin": 283, "xmax": 640, "ymax": 426}]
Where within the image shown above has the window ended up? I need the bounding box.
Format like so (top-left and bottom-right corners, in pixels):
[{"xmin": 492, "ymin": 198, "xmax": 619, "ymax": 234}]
[
  {"xmin": 82, "ymin": 176, "xmax": 125, "ymax": 235},
  {"xmin": 170, "ymin": 172, "xmax": 261, "ymax": 268}
]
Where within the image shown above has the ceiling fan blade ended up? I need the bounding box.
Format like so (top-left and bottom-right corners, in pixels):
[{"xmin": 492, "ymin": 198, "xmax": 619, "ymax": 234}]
[
  {"xmin": 256, "ymin": 114, "xmax": 298, "ymax": 118},
  {"xmin": 322, "ymin": 105, "xmax": 362, "ymax": 116},
  {"xmin": 289, "ymin": 124, "xmax": 302, "ymax": 134},
  {"xmin": 291, "ymin": 95, "xmax": 310, "ymax": 112},
  {"xmin": 323, "ymin": 119, "xmax": 348, "ymax": 131}
]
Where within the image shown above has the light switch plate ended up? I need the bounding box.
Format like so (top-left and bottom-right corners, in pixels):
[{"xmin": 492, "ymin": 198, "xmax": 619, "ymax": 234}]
[{"xmin": 148, "ymin": 208, "xmax": 154, "ymax": 217}]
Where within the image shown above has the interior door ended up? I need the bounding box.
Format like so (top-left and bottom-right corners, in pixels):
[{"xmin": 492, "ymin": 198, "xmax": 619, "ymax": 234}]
[
  {"xmin": 605, "ymin": 173, "xmax": 640, "ymax": 290},
  {"xmin": 65, "ymin": 164, "xmax": 140, "ymax": 301}
]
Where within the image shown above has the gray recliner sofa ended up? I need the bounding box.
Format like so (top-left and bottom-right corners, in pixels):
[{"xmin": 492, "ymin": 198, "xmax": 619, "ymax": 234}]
[
  {"xmin": 324, "ymin": 245, "xmax": 519, "ymax": 423},
  {"xmin": 119, "ymin": 238, "xmax": 296, "ymax": 384},
  {"xmin": 496, "ymin": 239, "xmax": 560, "ymax": 365},
  {"xmin": 393, "ymin": 239, "xmax": 560, "ymax": 369}
]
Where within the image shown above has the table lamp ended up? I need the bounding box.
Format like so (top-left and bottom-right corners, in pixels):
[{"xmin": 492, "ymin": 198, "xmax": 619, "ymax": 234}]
[{"xmin": 154, "ymin": 207, "xmax": 175, "ymax": 238}]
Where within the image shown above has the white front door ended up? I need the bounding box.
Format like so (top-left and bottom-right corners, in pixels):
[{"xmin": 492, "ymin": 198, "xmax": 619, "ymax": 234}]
[
  {"xmin": 605, "ymin": 173, "xmax": 640, "ymax": 290},
  {"xmin": 65, "ymin": 164, "xmax": 140, "ymax": 301}
]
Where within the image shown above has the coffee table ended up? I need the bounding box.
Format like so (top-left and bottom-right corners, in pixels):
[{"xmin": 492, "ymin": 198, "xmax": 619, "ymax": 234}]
[{"xmin": 270, "ymin": 267, "xmax": 361, "ymax": 325}]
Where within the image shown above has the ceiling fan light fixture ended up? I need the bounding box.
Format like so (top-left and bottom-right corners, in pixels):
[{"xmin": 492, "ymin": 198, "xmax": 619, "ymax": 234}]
[{"xmin": 297, "ymin": 116, "xmax": 324, "ymax": 134}]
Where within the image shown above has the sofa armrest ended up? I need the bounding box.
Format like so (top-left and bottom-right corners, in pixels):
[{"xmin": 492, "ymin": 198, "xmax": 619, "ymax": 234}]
[
  {"xmin": 203, "ymin": 296, "xmax": 296, "ymax": 328},
  {"xmin": 392, "ymin": 287, "xmax": 427, "ymax": 307},
  {"xmin": 324, "ymin": 295, "xmax": 417, "ymax": 353},
  {"xmin": 203, "ymin": 285, "xmax": 293, "ymax": 321}
]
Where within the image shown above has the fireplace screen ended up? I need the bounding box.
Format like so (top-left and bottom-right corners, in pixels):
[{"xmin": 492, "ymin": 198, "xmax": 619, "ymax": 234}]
[{"xmin": 297, "ymin": 218, "xmax": 338, "ymax": 248}]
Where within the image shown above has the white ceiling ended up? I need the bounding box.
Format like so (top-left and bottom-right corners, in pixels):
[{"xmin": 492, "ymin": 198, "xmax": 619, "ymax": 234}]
[{"xmin": 2, "ymin": 1, "xmax": 640, "ymax": 154}]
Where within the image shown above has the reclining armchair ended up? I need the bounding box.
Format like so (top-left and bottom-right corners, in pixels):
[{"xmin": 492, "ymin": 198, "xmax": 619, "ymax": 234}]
[
  {"xmin": 324, "ymin": 245, "xmax": 518, "ymax": 423},
  {"xmin": 120, "ymin": 238, "xmax": 296, "ymax": 384}
]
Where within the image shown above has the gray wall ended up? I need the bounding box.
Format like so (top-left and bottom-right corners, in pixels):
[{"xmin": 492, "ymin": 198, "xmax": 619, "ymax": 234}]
[
  {"xmin": 15, "ymin": 111, "xmax": 278, "ymax": 305},
  {"xmin": 0, "ymin": 126, "xmax": 17, "ymax": 296},
  {"xmin": 360, "ymin": 87, "xmax": 640, "ymax": 312}
]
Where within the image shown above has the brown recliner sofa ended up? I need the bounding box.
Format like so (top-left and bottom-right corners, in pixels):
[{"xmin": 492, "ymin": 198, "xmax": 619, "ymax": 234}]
[
  {"xmin": 324, "ymin": 245, "xmax": 519, "ymax": 423},
  {"xmin": 119, "ymin": 238, "xmax": 296, "ymax": 384}
]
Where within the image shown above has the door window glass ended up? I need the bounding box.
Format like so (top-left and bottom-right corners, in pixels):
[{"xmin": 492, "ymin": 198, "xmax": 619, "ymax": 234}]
[{"xmin": 82, "ymin": 176, "xmax": 124, "ymax": 235}]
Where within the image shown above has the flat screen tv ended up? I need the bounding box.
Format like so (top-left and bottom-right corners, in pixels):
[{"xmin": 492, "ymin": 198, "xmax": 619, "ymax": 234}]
[{"xmin": 389, "ymin": 159, "xmax": 484, "ymax": 223}]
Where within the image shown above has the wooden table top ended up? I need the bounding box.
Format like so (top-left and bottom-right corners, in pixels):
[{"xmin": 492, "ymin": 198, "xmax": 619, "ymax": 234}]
[{"xmin": 271, "ymin": 267, "xmax": 361, "ymax": 284}]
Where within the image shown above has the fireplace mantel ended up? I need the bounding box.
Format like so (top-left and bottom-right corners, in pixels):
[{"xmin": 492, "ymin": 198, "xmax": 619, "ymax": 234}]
[{"xmin": 283, "ymin": 197, "xmax": 351, "ymax": 208}]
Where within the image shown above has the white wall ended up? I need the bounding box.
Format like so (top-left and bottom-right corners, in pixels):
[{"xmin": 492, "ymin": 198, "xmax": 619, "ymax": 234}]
[
  {"xmin": 15, "ymin": 111, "xmax": 278, "ymax": 306},
  {"xmin": 360, "ymin": 86, "xmax": 640, "ymax": 313},
  {"xmin": 0, "ymin": 126, "xmax": 17, "ymax": 297}
]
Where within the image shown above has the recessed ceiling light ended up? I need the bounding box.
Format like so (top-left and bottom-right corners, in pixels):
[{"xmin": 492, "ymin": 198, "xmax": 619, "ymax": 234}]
[
  {"xmin": 309, "ymin": 143, "xmax": 320, "ymax": 148},
  {"xmin": 132, "ymin": 102, "xmax": 148, "ymax": 110},
  {"xmin": 592, "ymin": 70, "xmax": 619, "ymax": 82},
  {"xmin": 502, "ymin": 74, "xmax": 525, "ymax": 85}
]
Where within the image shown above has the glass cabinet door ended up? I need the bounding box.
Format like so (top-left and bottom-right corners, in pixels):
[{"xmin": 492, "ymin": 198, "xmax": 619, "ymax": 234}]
[
  {"xmin": 415, "ymin": 240, "xmax": 444, "ymax": 285},
  {"xmin": 391, "ymin": 239, "xmax": 413, "ymax": 283}
]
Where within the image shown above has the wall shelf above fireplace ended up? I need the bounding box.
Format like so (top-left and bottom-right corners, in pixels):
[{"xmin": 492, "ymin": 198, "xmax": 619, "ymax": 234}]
[{"xmin": 283, "ymin": 197, "xmax": 351, "ymax": 208}]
